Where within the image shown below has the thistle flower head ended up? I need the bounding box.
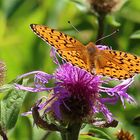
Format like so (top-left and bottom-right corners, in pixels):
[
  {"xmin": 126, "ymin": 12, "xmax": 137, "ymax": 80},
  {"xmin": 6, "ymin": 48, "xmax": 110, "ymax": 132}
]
[
  {"xmin": 86, "ymin": 0, "xmax": 126, "ymax": 14},
  {"xmin": 116, "ymin": 129, "xmax": 134, "ymax": 140},
  {"xmin": 53, "ymin": 63, "xmax": 102, "ymax": 122}
]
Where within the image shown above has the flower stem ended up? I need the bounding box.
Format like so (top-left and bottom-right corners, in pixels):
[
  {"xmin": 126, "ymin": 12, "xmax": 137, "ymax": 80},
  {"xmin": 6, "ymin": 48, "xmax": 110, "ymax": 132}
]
[
  {"xmin": 61, "ymin": 122, "xmax": 82, "ymax": 140},
  {"xmin": 0, "ymin": 125, "xmax": 8, "ymax": 140},
  {"xmin": 96, "ymin": 14, "xmax": 106, "ymax": 44}
]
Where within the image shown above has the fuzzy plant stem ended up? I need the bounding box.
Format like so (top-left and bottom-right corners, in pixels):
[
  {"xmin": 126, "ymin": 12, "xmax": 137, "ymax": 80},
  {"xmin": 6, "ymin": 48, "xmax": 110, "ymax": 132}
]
[
  {"xmin": 0, "ymin": 126, "xmax": 8, "ymax": 140},
  {"xmin": 96, "ymin": 13, "xmax": 106, "ymax": 44},
  {"xmin": 61, "ymin": 122, "xmax": 82, "ymax": 140}
]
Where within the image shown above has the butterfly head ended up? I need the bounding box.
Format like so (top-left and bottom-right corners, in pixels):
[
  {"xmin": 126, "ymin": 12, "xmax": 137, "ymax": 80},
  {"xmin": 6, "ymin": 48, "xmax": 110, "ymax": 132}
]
[{"xmin": 86, "ymin": 42, "xmax": 99, "ymax": 56}]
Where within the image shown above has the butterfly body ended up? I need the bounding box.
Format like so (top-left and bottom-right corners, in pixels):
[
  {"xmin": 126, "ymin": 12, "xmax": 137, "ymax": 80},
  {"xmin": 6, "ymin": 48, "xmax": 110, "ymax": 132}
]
[
  {"xmin": 30, "ymin": 24, "xmax": 140, "ymax": 80},
  {"xmin": 84, "ymin": 42, "xmax": 103, "ymax": 73}
]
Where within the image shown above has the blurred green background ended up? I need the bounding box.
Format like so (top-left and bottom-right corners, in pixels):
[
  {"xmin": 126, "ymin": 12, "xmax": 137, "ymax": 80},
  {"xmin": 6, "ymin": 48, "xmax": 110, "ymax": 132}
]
[{"xmin": 0, "ymin": 0, "xmax": 140, "ymax": 139}]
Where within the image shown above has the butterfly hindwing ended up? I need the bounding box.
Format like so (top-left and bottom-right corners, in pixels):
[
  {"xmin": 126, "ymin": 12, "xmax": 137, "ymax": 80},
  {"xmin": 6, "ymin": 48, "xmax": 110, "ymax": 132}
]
[{"xmin": 57, "ymin": 50, "xmax": 89, "ymax": 71}]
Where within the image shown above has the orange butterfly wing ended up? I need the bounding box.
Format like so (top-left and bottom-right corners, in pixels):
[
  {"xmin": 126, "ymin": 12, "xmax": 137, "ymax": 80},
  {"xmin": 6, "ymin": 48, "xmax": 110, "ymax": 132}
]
[
  {"xmin": 30, "ymin": 24, "xmax": 89, "ymax": 71},
  {"xmin": 104, "ymin": 50, "xmax": 140, "ymax": 73},
  {"xmin": 94, "ymin": 49, "xmax": 140, "ymax": 79}
]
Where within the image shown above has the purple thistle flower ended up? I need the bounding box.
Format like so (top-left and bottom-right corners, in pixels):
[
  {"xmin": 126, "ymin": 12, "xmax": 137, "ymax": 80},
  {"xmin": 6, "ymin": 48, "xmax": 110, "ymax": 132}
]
[{"xmin": 15, "ymin": 45, "xmax": 136, "ymax": 128}]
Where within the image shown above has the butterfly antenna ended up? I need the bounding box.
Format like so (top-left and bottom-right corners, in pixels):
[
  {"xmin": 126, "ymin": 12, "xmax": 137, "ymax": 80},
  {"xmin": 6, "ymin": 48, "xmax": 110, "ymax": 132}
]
[
  {"xmin": 95, "ymin": 29, "xmax": 119, "ymax": 43},
  {"xmin": 68, "ymin": 21, "xmax": 80, "ymax": 33}
]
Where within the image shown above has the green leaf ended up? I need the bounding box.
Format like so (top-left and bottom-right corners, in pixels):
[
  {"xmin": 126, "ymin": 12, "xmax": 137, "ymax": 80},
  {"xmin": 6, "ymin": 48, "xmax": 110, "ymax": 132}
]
[
  {"xmin": 130, "ymin": 30, "xmax": 140, "ymax": 39},
  {"xmin": 132, "ymin": 115, "xmax": 140, "ymax": 126},
  {"xmin": 88, "ymin": 128, "xmax": 111, "ymax": 140},
  {"xmin": 80, "ymin": 134, "xmax": 106, "ymax": 140},
  {"xmin": 70, "ymin": 0, "xmax": 89, "ymax": 12},
  {"xmin": 106, "ymin": 15, "xmax": 121, "ymax": 27},
  {"xmin": 0, "ymin": 11, "xmax": 6, "ymax": 37},
  {"xmin": 0, "ymin": 79, "xmax": 28, "ymax": 130}
]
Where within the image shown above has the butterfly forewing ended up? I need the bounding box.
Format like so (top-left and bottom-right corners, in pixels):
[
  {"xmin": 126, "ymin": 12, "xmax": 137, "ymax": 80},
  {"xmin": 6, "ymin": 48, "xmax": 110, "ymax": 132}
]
[
  {"xmin": 30, "ymin": 24, "xmax": 89, "ymax": 71},
  {"xmin": 30, "ymin": 24, "xmax": 84, "ymax": 49}
]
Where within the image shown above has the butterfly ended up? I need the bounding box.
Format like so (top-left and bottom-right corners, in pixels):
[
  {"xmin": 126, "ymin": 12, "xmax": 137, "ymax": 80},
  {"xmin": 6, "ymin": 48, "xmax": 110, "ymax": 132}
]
[{"xmin": 30, "ymin": 24, "xmax": 140, "ymax": 80}]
